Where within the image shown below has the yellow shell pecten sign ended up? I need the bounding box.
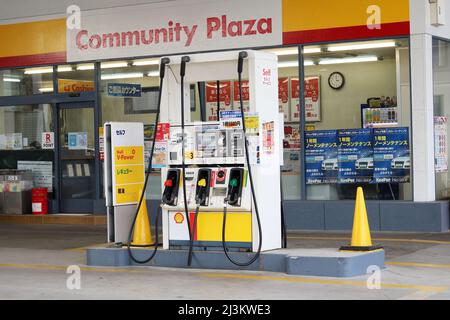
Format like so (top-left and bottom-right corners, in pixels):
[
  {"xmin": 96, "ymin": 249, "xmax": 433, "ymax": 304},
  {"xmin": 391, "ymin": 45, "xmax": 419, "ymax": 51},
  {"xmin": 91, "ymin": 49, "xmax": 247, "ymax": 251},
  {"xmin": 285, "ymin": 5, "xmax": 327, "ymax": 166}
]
[{"xmin": 174, "ymin": 212, "xmax": 185, "ymax": 224}]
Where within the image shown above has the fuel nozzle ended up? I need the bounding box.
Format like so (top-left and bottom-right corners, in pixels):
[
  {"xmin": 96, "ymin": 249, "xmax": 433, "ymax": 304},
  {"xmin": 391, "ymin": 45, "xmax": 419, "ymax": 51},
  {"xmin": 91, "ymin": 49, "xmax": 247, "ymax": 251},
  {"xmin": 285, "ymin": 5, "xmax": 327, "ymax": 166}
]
[
  {"xmin": 164, "ymin": 179, "xmax": 174, "ymax": 187},
  {"xmin": 197, "ymin": 179, "xmax": 207, "ymax": 188},
  {"xmin": 225, "ymin": 178, "xmax": 238, "ymax": 205},
  {"xmin": 162, "ymin": 169, "xmax": 180, "ymax": 206},
  {"xmin": 195, "ymin": 178, "xmax": 208, "ymax": 205}
]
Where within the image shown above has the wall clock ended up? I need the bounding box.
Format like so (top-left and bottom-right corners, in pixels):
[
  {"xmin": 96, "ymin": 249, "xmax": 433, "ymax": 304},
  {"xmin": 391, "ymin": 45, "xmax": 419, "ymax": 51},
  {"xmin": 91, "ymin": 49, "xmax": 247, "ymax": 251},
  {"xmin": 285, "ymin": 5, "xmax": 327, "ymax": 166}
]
[{"xmin": 328, "ymin": 72, "xmax": 345, "ymax": 90}]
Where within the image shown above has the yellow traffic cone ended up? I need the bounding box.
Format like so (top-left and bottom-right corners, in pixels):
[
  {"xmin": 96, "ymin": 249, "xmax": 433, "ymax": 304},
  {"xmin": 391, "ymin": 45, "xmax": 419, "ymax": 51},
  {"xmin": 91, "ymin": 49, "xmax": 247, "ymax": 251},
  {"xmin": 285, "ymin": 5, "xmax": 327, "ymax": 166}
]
[
  {"xmin": 131, "ymin": 189, "xmax": 153, "ymax": 247},
  {"xmin": 340, "ymin": 187, "xmax": 382, "ymax": 252}
]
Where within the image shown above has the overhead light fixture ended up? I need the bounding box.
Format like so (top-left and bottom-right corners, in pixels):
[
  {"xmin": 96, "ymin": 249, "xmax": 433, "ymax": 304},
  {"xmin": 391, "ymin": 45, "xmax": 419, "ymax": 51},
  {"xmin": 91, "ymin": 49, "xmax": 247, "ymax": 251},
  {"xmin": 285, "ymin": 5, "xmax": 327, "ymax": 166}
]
[
  {"xmin": 101, "ymin": 72, "xmax": 144, "ymax": 80},
  {"xmin": 77, "ymin": 64, "xmax": 95, "ymax": 71},
  {"xmin": 278, "ymin": 60, "xmax": 314, "ymax": 68},
  {"xmin": 38, "ymin": 87, "xmax": 54, "ymax": 93},
  {"xmin": 147, "ymin": 71, "xmax": 160, "ymax": 77},
  {"xmin": 133, "ymin": 59, "xmax": 160, "ymax": 66},
  {"xmin": 268, "ymin": 48, "xmax": 298, "ymax": 56},
  {"xmin": 278, "ymin": 61, "xmax": 298, "ymax": 68},
  {"xmin": 304, "ymin": 48, "xmax": 322, "ymax": 54},
  {"xmin": 24, "ymin": 67, "xmax": 53, "ymax": 75},
  {"xmin": 3, "ymin": 77, "xmax": 21, "ymax": 83},
  {"xmin": 77, "ymin": 62, "xmax": 129, "ymax": 71},
  {"xmin": 327, "ymin": 41, "xmax": 396, "ymax": 52},
  {"xmin": 319, "ymin": 56, "xmax": 378, "ymax": 65},
  {"xmin": 57, "ymin": 66, "xmax": 73, "ymax": 72},
  {"xmin": 266, "ymin": 47, "xmax": 321, "ymax": 56},
  {"xmin": 101, "ymin": 62, "xmax": 129, "ymax": 69},
  {"xmin": 25, "ymin": 66, "xmax": 75, "ymax": 74}
]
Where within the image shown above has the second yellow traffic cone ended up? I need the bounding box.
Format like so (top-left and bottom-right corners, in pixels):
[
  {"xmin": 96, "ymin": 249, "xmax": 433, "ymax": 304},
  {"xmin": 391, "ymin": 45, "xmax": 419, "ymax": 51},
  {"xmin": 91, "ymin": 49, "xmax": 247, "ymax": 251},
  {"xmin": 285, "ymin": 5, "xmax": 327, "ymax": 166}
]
[
  {"xmin": 340, "ymin": 187, "xmax": 382, "ymax": 252},
  {"xmin": 131, "ymin": 189, "xmax": 153, "ymax": 247}
]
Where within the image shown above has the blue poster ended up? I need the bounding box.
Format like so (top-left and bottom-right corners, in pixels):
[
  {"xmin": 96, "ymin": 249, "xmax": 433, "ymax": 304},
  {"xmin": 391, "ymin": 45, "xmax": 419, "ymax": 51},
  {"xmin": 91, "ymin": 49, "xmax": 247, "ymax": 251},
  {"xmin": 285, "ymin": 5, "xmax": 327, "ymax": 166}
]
[
  {"xmin": 68, "ymin": 133, "xmax": 77, "ymax": 149},
  {"xmin": 107, "ymin": 83, "xmax": 142, "ymax": 97},
  {"xmin": 373, "ymin": 127, "xmax": 410, "ymax": 183},
  {"xmin": 305, "ymin": 130, "xmax": 339, "ymax": 184},
  {"xmin": 338, "ymin": 128, "xmax": 373, "ymax": 184}
]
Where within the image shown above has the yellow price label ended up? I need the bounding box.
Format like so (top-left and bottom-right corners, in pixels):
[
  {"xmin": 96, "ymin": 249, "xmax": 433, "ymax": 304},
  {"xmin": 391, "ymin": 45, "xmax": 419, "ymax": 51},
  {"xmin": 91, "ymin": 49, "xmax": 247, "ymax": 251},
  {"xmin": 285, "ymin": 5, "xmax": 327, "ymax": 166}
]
[
  {"xmin": 114, "ymin": 165, "xmax": 145, "ymax": 185},
  {"xmin": 115, "ymin": 184, "xmax": 144, "ymax": 205},
  {"xmin": 114, "ymin": 146, "xmax": 143, "ymax": 165},
  {"xmin": 245, "ymin": 116, "xmax": 259, "ymax": 130},
  {"xmin": 185, "ymin": 151, "xmax": 194, "ymax": 160}
]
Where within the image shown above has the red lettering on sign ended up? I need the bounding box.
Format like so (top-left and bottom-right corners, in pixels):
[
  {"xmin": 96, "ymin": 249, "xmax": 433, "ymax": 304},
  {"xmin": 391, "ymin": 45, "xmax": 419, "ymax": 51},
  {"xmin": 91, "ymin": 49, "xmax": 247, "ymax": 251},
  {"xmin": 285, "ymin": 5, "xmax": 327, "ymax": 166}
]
[
  {"xmin": 75, "ymin": 15, "xmax": 272, "ymax": 51},
  {"xmin": 206, "ymin": 15, "xmax": 272, "ymax": 39}
]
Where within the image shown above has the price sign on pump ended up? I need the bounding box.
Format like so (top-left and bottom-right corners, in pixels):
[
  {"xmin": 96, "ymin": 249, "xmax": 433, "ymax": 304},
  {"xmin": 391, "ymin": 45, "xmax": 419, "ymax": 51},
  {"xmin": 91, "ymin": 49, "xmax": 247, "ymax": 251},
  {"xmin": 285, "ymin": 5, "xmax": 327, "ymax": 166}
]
[{"xmin": 107, "ymin": 122, "xmax": 145, "ymax": 206}]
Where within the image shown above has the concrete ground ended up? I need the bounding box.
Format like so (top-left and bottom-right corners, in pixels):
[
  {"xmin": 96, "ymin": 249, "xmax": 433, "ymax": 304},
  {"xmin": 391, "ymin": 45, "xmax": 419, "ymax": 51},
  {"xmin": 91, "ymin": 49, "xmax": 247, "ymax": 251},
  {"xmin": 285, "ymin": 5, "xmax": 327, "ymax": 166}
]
[{"xmin": 1, "ymin": 223, "xmax": 450, "ymax": 300}]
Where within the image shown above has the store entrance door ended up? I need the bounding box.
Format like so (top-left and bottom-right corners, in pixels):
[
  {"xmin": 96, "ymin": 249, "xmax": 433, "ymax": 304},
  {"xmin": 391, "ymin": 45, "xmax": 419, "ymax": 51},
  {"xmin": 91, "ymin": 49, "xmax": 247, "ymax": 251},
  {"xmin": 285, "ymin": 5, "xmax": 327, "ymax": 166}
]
[{"xmin": 57, "ymin": 102, "xmax": 96, "ymax": 213}]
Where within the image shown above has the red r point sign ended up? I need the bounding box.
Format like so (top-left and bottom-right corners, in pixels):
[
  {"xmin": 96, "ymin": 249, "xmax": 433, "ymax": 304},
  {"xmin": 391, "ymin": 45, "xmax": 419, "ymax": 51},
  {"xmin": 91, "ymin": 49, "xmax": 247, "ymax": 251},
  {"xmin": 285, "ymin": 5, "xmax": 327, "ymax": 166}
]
[{"xmin": 42, "ymin": 132, "xmax": 55, "ymax": 149}]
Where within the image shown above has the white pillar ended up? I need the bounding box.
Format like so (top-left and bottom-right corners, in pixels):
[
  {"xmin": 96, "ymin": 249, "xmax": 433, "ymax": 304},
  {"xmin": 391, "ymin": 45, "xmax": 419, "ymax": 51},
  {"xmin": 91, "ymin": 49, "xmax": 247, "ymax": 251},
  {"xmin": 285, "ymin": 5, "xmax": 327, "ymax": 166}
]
[{"xmin": 410, "ymin": 33, "xmax": 436, "ymax": 201}]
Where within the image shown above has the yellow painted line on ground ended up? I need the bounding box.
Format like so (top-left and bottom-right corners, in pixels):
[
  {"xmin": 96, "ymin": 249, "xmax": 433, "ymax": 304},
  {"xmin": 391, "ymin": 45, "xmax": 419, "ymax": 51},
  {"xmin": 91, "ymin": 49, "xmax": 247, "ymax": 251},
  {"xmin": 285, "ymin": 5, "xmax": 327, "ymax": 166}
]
[
  {"xmin": 200, "ymin": 273, "xmax": 448, "ymax": 293},
  {"xmin": 0, "ymin": 263, "xmax": 142, "ymax": 274},
  {"xmin": 0, "ymin": 262, "xmax": 447, "ymax": 294},
  {"xmin": 65, "ymin": 241, "xmax": 162, "ymax": 252},
  {"xmin": 386, "ymin": 262, "xmax": 450, "ymax": 270},
  {"xmin": 64, "ymin": 243, "xmax": 109, "ymax": 252},
  {"xmin": 288, "ymin": 236, "xmax": 450, "ymax": 245},
  {"xmin": 67, "ymin": 236, "xmax": 450, "ymax": 252}
]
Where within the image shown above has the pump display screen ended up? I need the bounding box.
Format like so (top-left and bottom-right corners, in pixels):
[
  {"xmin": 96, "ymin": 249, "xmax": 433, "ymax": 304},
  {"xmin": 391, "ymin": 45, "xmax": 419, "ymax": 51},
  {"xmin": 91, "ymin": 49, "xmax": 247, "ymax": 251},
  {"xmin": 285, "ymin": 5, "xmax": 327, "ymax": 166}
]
[
  {"xmin": 168, "ymin": 123, "xmax": 246, "ymax": 164},
  {"xmin": 196, "ymin": 124, "xmax": 220, "ymax": 159},
  {"xmin": 196, "ymin": 125, "xmax": 244, "ymax": 161}
]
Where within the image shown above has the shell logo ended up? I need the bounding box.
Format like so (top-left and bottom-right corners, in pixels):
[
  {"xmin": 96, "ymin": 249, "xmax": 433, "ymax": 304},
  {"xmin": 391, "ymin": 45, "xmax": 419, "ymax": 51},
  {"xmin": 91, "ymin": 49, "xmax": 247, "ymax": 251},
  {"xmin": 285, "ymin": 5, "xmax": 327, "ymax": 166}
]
[{"xmin": 174, "ymin": 212, "xmax": 185, "ymax": 224}]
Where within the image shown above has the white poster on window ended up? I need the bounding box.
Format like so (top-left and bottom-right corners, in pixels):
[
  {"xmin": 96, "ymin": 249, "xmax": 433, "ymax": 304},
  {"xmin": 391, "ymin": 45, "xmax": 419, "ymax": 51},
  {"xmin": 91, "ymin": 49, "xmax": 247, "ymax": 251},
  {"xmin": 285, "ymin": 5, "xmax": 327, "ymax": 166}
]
[
  {"xmin": 68, "ymin": 132, "xmax": 88, "ymax": 150},
  {"xmin": 435, "ymin": 116, "xmax": 448, "ymax": 173},
  {"xmin": 233, "ymin": 80, "xmax": 250, "ymax": 112},
  {"xmin": 17, "ymin": 161, "xmax": 53, "ymax": 192},
  {"xmin": 278, "ymin": 77, "xmax": 290, "ymax": 122},
  {"xmin": 205, "ymin": 81, "xmax": 233, "ymax": 122},
  {"xmin": 0, "ymin": 135, "xmax": 5, "ymax": 149},
  {"xmin": 290, "ymin": 76, "xmax": 321, "ymax": 122},
  {"xmin": 10, "ymin": 133, "xmax": 23, "ymax": 150}
]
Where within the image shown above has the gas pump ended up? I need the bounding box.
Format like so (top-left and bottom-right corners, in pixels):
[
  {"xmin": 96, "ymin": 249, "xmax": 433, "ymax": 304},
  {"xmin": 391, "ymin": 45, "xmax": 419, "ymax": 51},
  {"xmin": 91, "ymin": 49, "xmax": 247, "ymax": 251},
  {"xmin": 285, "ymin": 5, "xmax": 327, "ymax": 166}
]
[
  {"xmin": 105, "ymin": 50, "xmax": 283, "ymax": 267},
  {"xmin": 160, "ymin": 50, "xmax": 282, "ymax": 263}
]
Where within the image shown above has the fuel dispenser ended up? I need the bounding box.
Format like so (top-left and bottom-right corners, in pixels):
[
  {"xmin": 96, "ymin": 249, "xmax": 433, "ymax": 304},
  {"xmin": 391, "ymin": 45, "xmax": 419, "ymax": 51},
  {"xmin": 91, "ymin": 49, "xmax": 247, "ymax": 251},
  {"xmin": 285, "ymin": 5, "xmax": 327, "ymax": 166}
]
[
  {"xmin": 159, "ymin": 50, "xmax": 282, "ymax": 265},
  {"xmin": 105, "ymin": 50, "xmax": 283, "ymax": 267}
]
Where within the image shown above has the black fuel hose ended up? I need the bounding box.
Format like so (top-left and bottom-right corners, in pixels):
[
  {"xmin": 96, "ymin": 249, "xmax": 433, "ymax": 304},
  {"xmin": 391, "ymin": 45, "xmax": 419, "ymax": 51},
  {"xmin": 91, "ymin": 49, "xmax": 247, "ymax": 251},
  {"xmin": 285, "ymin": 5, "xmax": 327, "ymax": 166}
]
[
  {"xmin": 179, "ymin": 56, "xmax": 194, "ymax": 266},
  {"xmin": 126, "ymin": 58, "xmax": 170, "ymax": 264},
  {"xmin": 216, "ymin": 80, "xmax": 221, "ymax": 120},
  {"xmin": 187, "ymin": 205, "xmax": 200, "ymax": 266},
  {"xmin": 222, "ymin": 51, "xmax": 263, "ymax": 266}
]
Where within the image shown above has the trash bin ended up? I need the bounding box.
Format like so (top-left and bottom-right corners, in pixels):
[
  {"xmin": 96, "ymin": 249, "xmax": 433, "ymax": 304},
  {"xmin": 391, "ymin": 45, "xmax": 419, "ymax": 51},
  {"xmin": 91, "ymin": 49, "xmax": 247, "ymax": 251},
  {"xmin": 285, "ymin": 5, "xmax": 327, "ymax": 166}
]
[
  {"xmin": 32, "ymin": 188, "xmax": 48, "ymax": 215},
  {"xmin": 3, "ymin": 170, "xmax": 33, "ymax": 214}
]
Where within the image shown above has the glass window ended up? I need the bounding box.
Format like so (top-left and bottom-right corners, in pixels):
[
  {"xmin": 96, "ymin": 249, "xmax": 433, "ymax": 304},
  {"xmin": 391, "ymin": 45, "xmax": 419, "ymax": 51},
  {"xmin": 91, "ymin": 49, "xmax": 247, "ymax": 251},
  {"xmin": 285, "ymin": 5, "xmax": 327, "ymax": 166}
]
[
  {"xmin": 57, "ymin": 64, "xmax": 95, "ymax": 94},
  {"xmin": 99, "ymin": 59, "xmax": 166, "ymax": 200},
  {"xmin": 0, "ymin": 67, "xmax": 54, "ymax": 96},
  {"xmin": 0, "ymin": 104, "xmax": 55, "ymax": 196},
  {"xmin": 303, "ymin": 39, "xmax": 412, "ymax": 201},
  {"xmin": 433, "ymin": 39, "xmax": 450, "ymax": 200},
  {"xmin": 0, "ymin": 104, "xmax": 53, "ymax": 150},
  {"xmin": 59, "ymin": 107, "xmax": 95, "ymax": 201},
  {"xmin": 262, "ymin": 47, "xmax": 301, "ymax": 200}
]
